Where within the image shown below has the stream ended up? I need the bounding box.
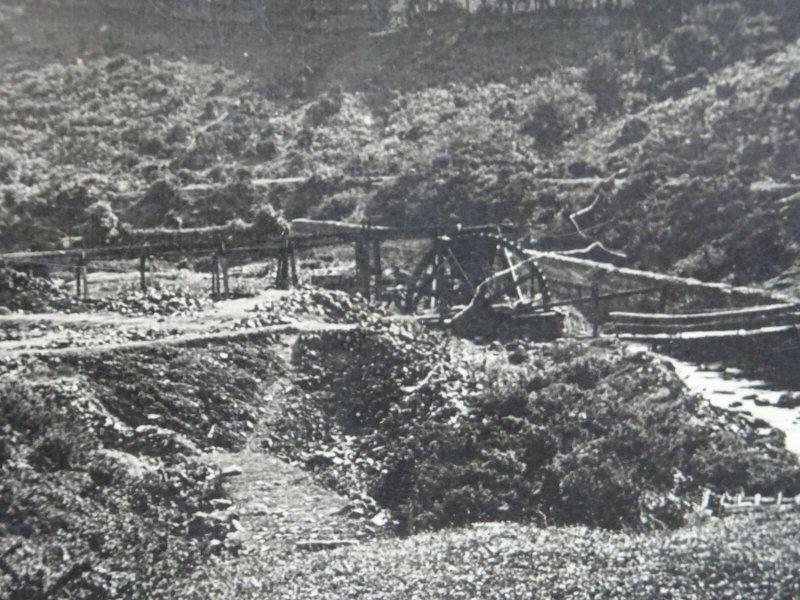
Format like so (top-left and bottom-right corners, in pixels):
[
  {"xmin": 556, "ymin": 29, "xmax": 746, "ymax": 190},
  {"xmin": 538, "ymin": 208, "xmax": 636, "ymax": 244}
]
[{"xmin": 658, "ymin": 354, "xmax": 800, "ymax": 456}]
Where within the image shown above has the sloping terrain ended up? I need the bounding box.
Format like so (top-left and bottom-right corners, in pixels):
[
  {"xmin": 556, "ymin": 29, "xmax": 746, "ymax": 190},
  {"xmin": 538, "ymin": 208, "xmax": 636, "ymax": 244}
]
[
  {"xmin": 173, "ymin": 513, "xmax": 800, "ymax": 599},
  {"xmin": 3, "ymin": 311, "xmax": 800, "ymax": 598},
  {"xmin": 2, "ymin": 2, "xmax": 800, "ymax": 289},
  {"xmin": 560, "ymin": 38, "xmax": 800, "ymax": 284},
  {"xmin": 0, "ymin": 336, "xmax": 283, "ymax": 599},
  {"xmin": 4, "ymin": 4, "xmax": 800, "ymax": 597}
]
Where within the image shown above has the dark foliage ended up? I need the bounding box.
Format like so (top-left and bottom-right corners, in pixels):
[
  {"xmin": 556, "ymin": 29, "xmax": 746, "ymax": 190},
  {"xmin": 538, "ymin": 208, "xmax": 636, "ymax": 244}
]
[
  {"xmin": 0, "ymin": 339, "xmax": 282, "ymax": 599},
  {"xmin": 270, "ymin": 327, "xmax": 800, "ymax": 533}
]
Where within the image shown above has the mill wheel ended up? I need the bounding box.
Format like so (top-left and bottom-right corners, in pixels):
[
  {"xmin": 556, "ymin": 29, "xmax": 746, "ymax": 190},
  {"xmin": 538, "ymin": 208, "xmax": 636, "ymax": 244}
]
[{"xmin": 403, "ymin": 233, "xmax": 550, "ymax": 316}]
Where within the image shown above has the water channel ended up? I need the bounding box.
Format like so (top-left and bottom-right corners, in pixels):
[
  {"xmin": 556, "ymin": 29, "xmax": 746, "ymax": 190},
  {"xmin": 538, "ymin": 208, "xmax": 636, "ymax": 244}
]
[{"xmin": 660, "ymin": 354, "xmax": 800, "ymax": 456}]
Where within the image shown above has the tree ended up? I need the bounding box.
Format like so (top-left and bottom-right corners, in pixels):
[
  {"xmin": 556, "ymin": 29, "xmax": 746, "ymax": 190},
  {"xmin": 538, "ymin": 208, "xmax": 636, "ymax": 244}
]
[{"xmin": 84, "ymin": 201, "xmax": 120, "ymax": 246}]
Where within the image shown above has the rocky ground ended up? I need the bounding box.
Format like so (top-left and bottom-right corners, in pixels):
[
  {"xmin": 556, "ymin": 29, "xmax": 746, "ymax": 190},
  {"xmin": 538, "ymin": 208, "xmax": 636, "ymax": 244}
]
[{"xmin": 1, "ymin": 276, "xmax": 800, "ymax": 597}]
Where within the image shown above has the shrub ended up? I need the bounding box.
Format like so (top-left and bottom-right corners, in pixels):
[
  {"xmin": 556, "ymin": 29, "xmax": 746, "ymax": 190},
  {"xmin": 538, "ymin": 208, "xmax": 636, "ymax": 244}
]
[
  {"xmin": 520, "ymin": 100, "xmax": 571, "ymax": 154},
  {"xmin": 270, "ymin": 328, "xmax": 800, "ymax": 534},
  {"xmin": 666, "ymin": 24, "xmax": 718, "ymax": 76},
  {"xmin": 84, "ymin": 200, "xmax": 120, "ymax": 246},
  {"xmin": 305, "ymin": 87, "xmax": 344, "ymax": 127},
  {"xmin": 585, "ymin": 57, "xmax": 624, "ymax": 117}
]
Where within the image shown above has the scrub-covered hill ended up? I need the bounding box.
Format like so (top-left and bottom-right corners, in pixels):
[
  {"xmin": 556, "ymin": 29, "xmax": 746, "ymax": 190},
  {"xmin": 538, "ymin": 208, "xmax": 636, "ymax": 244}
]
[{"xmin": 2, "ymin": 1, "xmax": 800, "ymax": 289}]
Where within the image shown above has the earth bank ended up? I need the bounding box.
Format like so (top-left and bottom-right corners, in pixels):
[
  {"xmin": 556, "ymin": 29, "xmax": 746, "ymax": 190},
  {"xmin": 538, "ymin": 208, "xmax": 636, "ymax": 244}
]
[{"xmin": 2, "ymin": 310, "xmax": 799, "ymax": 598}]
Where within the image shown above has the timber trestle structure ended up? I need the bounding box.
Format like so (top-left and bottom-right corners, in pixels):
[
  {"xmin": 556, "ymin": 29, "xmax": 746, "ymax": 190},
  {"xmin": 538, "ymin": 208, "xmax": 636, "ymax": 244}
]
[
  {"xmin": 5, "ymin": 220, "xmax": 796, "ymax": 344},
  {"xmin": 0, "ymin": 221, "xmax": 553, "ymax": 319}
]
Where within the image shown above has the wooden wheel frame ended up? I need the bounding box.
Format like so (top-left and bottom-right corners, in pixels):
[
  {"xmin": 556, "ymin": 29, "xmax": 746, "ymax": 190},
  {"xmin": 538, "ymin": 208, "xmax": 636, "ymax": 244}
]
[{"xmin": 403, "ymin": 233, "xmax": 550, "ymax": 316}]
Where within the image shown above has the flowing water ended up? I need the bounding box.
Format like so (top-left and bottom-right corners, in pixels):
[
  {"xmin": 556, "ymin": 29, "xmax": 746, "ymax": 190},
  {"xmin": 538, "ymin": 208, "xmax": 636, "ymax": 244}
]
[{"xmin": 663, "ymin": 356, "xmax": 800, "ymax": 456}]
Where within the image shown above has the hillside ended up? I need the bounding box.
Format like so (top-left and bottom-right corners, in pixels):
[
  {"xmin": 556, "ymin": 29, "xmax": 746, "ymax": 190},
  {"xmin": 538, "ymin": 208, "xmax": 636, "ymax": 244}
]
[
  {"xmin": 2, "ymin": 2, "xmax": 800, "ymax": 288},
  {"xmin": 4, "ymin": 4, "xmax": 800, "ymax": 597},
  {"xmin": 3, "ymin": 311, "xmax": 800, "ymax": 598}
]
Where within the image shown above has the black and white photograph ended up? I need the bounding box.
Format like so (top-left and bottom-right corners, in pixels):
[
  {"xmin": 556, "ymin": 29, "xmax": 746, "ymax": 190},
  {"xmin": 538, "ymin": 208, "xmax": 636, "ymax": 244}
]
[{"xmin": 1, "ymin": 1, "xmax": 800, "ymax": 598}]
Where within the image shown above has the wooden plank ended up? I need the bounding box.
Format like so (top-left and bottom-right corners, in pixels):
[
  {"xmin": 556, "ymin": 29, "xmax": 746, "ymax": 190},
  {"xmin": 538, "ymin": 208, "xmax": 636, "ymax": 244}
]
[
  {"xmin": 529, "ymin": 251, "xmax": 785, "ymax": 306},
  {"xmin": 501, "ymin": 245, "xmax": 525, "ymax": 302},
  {"xmin": 615, "ymin": 323, "xmax": 800, "ymax": 343},
  {"xmin": 612, "ymin": 312, "xmax": 800, "ymax": 334},
  {"xmin": 609, "ymin": 303, "xmax": 797, "ymax": 325}
]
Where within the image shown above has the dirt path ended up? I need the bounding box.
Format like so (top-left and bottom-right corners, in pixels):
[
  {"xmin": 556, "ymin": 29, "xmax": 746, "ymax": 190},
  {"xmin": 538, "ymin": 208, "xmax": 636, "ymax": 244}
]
[
  {"xmin": 0, "ymin": 290, "xmax": 360, "ymax": 357},
  {"xmin": 205, "ymin": 344, "xmax": 379, "ymax": 560},
  {"xmin": 207, "ymin": 449, "xmax": 375, "ymax": 558}
]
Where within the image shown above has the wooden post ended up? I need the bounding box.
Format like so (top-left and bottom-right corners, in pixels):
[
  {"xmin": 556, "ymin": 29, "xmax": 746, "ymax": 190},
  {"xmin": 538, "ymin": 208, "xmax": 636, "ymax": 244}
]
[
  {"xmin": 355, "ymin": 235, "xmax": 371, "ymax": 301},
  {"xmin": 276, "ymin": 239, "xmax": 290, "ymax": 289},
  {"xmin": 139, "ymin": 247, "xmax": 147, "ymax": 292},
  {"xmin": 372, "ymin": 238, "xmax": 382, "ymax": 302},
  {"xmin": 501, "ymin": 244, "xmax": 525, "ymax": 302},
  {"xmin": 220, "ymin": 242, "xmax": 229, "ymax": 298},
  {"xmin": 659, "ymin": 284, "xmax": 670, "ymax": 313},
  {"xmin": 211, "ymin": 252, "xmax": 220, "ymax": 299},
  {"xmin": 79, "ymin": 252, "xmax": 89, "ymax": 301},
  {"xmin": 74, "ymin": 257, "xmax": 82, "ymax": 299},
  {"xmin": 289, "ymin": 242, "xmax": 298, "ymax": 288},
  {"xmin": 275, "ymin": 251, "xmax": 284, "ymax": 289},
  {"xmin": 591, "ymin": 280, "xmax": 600, "ymax": 338},
  {"xmin": 435, "ymin": 238, "xmax": 448, "ymax": 320}
]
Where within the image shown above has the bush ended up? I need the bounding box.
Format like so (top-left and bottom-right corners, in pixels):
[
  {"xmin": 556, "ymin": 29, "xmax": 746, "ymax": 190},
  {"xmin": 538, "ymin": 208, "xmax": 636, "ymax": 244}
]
[
  {"xmin": 305, "ymin": 87, "xmax": 343, "ymax": 127},
  {"xmin": 251, "ymin": 202, "xmax": 289, "ymax": 235},
  {"xmin": 270, "ymin": 328, "xmax": 800, "ymax": 533},
  {"xmin": 585, "ymin": 57, "xmax": 624, "ymax": 117},
  {"xmin": 520, "ymin": 100, "xmax": 571, "ymax": 154},
  {"xmin": 666, "ymin": 24, "xmax": 718, "ymax": 76},
  {"xmin": 84, "ymin": 200, "xmax": 120, "ymax": 246},
  {"xmin": 0, "ymin": 340, "xmax": 282, "ymax": 599}
]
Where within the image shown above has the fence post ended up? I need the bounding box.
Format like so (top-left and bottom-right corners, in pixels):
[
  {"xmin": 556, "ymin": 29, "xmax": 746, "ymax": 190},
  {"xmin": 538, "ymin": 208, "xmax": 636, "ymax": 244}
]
[
  {"xmin": 74, "ymin": 256, "xmax": 82, "ymax": 299},
  {"xmin": 210, "ymin": 252, "xmax": 219, "ymax": 299},
  {"xmin": 289, "ymin": 242, "xmax": 298, "ymax": 288},
  {"xmin": 591, "ymin": 280, "xmax": 600, "ymax": 338},
  {"xmin": 355, "ymin": 232, "xmax": 371, "ymax": 301},
  {"xmin": 276, "ymin": 238, "xmax": 290, "ymax": 289},
  {"xmin": 659, "ymin": 284, "xmax": 670, "ymax": 313},
  {"xmin": 139, "ymin": 245, "xmax": 148, "ymax": 292},
  {"xmin": 275, "ymin": 248, "xmax": 284, "ymax": 289},
  {"xmin": 79, "ymin": 252, "xmax": 89, "ymax": 301},
  {"xmin": 220, "ymin": 241, "xmax": 229, "ymax": 298}
]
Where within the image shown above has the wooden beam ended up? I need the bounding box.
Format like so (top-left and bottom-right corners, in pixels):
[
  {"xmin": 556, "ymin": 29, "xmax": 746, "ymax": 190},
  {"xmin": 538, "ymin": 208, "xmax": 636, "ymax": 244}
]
[
  {"xmin": 609, "ymin": 303, "xmax": 797, "ymax": 325},
  {"xmin": 501, "ymin": 244, "xmax": 525, "ymax": 302},
  {"xmin": 372, "ymin": 239, "xmax": 382, "ymax": 301},
  {"xmin": 289, "ymin": 243, "xmax": 298, "ymax": 287},
  {"xmin": 139, "ymin": 250, "xmax": 148, "ymax": 292}
]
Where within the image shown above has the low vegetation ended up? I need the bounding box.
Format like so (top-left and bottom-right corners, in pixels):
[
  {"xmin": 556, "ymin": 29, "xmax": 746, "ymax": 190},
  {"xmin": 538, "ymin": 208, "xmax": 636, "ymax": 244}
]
[
  {"xmin": 171, "ymin": 513, "xmax": 800, "ymax": 600},
  {"xmin": 270, "ymin": 325, "xmax": 800, "ymax": 533},
  {"xmin": 0, "ymin": 339, "xmax": 281, "ymax": 599},
  {"xmin": 2, "ymin": 1, "xmax": 800, "ymax": 286},
  {"xmin": 3, "ymin": 1, "xmax": 800, "ymax": 598}
]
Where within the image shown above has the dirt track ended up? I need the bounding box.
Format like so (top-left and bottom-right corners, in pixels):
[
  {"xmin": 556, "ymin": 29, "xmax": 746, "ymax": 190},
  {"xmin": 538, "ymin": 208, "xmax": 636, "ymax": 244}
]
[{"xmin": 0, "ymin": 291, "xmax": 359, "ymax": 358}]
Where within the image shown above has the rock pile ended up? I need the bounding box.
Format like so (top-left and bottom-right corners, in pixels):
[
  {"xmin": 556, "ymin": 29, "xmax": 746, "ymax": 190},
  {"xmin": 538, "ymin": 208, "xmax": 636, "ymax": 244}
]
[
  {"xmin": 0, "ymin": 267, "xmax": 76, "ymax": 312},
  {"xmin": 94, "ymin": 286, "xmax": 208, "ymax": 316},
  {"xmin": 239, "ymin": 289, "xmax": 377, "ymax": 329}
]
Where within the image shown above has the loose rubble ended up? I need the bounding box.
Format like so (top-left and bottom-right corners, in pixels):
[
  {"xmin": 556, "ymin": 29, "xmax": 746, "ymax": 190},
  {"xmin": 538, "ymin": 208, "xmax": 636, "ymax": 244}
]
[
  {"xmin": 0, "ymin": 267, "xmax": 77, "ymax": 312},
  {"xmin": 93, "ymin": 286, "xmax": 208, "ymax": 316},
  {"xmin": 236, "ymin": 289, "xmax": 378, "ymax": 330}
]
